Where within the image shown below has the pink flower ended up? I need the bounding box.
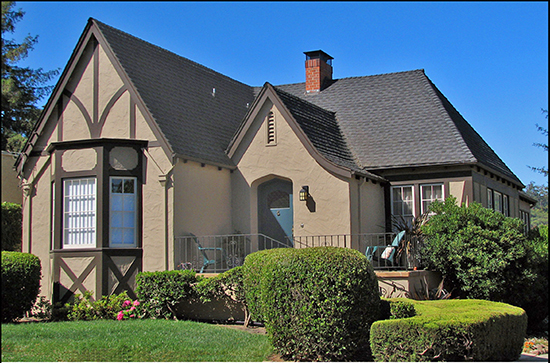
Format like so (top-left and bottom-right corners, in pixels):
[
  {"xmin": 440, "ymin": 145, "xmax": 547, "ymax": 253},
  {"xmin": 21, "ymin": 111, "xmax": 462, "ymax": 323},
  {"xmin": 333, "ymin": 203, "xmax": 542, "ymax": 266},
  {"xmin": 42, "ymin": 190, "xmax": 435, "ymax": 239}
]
[
  {"xmin": 130, "ymin": 306, "xmax": 136, "ymax": 311},
  {"xmin": 122, "ymin": 300, "xmax": 131, "ymax": 308},
  {"xmin": 130, "ymin": 314, "xmax": 135, "ymax": 318},
  {"xmin": 117, "ymin": 311, "xmax": 124, "ymax": 321},
  {"xmin": 133, "ymin": 300, "xmax": 140, "ymax": 306}
]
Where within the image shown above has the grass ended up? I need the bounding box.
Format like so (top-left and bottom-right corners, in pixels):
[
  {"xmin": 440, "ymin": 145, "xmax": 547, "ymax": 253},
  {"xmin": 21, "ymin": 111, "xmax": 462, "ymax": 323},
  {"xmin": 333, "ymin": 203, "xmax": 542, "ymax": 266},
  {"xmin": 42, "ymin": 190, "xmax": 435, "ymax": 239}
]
[{"xmin": 1, "ymin": 319, "xmax": 274, "ymax": 362}]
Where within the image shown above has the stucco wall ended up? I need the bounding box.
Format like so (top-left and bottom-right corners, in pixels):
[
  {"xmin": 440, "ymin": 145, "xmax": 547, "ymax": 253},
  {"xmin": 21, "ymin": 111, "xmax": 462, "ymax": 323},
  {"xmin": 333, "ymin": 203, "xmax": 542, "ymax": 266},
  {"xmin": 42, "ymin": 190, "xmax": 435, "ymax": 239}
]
[
  {"xmin": 231, "ymin": 100, "xmax": 353, "ymax": 239},
  {"xmin": 172, "ymin": 159, "xmax": 233, "ymax": 238},
  {"xmin": 1, "ymin": 152, "xmax": 22, "ymax": 204}
]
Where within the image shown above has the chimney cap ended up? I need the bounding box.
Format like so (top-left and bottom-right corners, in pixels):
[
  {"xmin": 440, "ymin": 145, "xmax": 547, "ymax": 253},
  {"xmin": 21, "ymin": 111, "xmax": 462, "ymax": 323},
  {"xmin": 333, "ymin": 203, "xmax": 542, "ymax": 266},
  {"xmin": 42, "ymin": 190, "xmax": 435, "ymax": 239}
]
[{"xmin": 304, "ymin": 50, "xmax": 333, "ymax": 63}]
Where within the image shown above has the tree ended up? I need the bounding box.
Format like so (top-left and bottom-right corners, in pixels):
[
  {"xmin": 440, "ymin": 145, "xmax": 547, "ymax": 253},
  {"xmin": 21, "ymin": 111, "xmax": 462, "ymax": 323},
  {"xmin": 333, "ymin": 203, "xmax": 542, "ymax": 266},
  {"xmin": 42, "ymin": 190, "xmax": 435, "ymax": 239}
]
[
  {"xmin": 1, "ymin": 1, "xmax": 58, "ymax": 152},
  {"xmin": 529, "ymin": 109, "xmax": 548, "ymax": 177},
  {"xmin": 525, "ymin": 181, "xmax": 548, "ymax": 227}
]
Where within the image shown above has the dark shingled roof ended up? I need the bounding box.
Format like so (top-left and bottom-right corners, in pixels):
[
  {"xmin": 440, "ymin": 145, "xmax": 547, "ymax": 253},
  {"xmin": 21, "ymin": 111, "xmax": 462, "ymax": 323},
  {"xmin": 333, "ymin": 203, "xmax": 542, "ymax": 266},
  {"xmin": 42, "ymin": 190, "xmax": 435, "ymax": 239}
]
[
  {"xmin": 275, "ymin": 70, "xmax": 522, "ymax": 185},
  {"xmin": 93, "ymin": 19, "xmax": 521, "ymax": 186},
  {"xmin": 94, "ymin": 19, "xmax": 255, "ymax": 167}
]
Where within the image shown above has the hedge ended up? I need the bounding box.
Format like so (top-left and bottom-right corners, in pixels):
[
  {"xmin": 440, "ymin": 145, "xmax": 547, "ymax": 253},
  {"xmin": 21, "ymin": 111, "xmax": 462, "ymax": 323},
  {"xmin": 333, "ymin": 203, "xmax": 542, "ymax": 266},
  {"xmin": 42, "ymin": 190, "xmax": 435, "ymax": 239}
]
[
  {"xmin": 242, "ymin": 247, "xmax": 380, "ymax": 361},
  {"xmin": 370, "ymin": 298, "xmax": 527, "ymax": 362},
  {"xmin": 1, "ymin": 202, "xmax": 22, "ymax": 252},
  {"xmin": 1, "ymin": 251, "xmax": 42, "ymax": 322},
  {"xmin": 135, "ymin": 269, "xmax": 201, "ymax": 319}
]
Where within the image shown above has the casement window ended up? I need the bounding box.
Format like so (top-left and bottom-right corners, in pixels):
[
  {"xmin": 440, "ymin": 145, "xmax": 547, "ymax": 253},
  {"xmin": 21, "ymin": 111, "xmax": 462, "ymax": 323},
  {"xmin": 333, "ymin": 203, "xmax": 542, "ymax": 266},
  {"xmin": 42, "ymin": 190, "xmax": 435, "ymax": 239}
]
[
  {"xmin": 494, "ymin": 191, "xmax": 503, "ymax": 213},
  {"xmin": 487, "ymin": 188, "xmax": 494, "ymax": 210},
  {"xmin": 63, "ymin": 178, "xmax": 97, "ymax": 248},
  {"xmin": 420, "ymin": 183, "xmax": 444, "ymax": 214},
  {"xmin": 392, "ymin": 186, "xmax": 414, "ymax": 222},
  {"xmin": 110, "ymin": 177, "xmax": 137, "ymax": 247},
  {"xmin": 503, "ymin": 194, "xmax": 509, "ymax": 217},
  {"xmin": 520, "ymin": 210, "xmax": 530, "ymax": 234},
  {"xmin": 487, "ymin": 188, "xmax": 508, "ymax": 215}
]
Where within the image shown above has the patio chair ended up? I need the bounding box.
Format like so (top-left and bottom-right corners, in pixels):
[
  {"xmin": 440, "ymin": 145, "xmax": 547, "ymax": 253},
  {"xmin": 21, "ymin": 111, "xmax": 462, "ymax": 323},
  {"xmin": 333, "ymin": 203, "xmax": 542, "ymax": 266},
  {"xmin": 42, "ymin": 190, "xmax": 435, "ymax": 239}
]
[
  {"xmin": 379, "ymin": 230, "xmax": 406, "ymax": 267},
  {"xmin": 188, "ymin": 234, "xmax": 224, "ymax": 273}
]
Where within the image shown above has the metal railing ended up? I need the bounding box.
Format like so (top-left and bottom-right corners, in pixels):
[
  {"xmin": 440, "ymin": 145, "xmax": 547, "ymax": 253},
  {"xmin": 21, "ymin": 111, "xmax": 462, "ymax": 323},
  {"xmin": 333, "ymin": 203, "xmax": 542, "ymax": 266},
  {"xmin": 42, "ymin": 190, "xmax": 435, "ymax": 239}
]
[{"xmin": 174, "ymin": 232, "xmax": 423, "ymax": 273}]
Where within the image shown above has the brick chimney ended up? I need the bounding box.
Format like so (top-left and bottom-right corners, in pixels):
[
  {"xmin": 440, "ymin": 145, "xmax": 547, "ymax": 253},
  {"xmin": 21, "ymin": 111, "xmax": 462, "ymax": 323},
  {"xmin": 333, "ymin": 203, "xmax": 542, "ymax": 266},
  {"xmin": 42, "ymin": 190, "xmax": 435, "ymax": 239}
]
[{"xmin": 304, "ymin": 50, "xmax": 333, "ymax": 93}]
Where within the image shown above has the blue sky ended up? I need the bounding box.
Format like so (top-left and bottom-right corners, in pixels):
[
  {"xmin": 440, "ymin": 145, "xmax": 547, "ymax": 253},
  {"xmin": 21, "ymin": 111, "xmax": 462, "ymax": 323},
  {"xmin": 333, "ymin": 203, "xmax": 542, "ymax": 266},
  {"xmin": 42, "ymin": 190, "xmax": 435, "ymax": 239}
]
[{"xmin": 10, "ymin": 1, "xmax": 549, "ymax": 186}]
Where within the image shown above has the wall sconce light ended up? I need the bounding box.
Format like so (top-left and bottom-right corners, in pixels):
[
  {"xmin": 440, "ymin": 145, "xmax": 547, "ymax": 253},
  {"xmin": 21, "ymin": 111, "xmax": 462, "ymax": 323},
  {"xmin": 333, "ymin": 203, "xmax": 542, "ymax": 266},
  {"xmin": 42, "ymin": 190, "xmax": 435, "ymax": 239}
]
[{"xmin": 299, "ymin": 186, "xmax": 309, "ymax": 201}]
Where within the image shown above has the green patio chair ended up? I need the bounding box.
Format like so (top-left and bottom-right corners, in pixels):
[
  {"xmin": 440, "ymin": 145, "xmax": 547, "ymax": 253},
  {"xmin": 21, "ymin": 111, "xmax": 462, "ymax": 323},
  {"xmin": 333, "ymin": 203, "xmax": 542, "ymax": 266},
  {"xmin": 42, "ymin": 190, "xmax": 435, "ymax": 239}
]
[
  {"xmin": 188, "ymin": 234, "xmax": 224, "ymax": 273},
  {"xmin": 380, "ymin": 230, "xmax": 406, "ymax": 266}
]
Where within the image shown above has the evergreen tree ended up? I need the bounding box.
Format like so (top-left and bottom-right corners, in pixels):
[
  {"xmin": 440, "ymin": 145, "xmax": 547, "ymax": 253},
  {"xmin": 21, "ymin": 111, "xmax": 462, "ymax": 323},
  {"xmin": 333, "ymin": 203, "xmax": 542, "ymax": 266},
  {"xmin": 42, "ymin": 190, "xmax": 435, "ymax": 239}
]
[{"xmin": 1, "ymin": 1, "xmax": 58, "ymax": 152}]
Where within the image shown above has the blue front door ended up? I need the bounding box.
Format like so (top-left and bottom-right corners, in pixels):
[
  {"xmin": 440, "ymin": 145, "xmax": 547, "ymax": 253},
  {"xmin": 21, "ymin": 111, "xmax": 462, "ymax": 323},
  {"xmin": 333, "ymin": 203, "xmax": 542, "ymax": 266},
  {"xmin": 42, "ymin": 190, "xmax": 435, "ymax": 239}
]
[{"xmin": 258, "ymin": 179, "xmax": 293, "ymax": 245}]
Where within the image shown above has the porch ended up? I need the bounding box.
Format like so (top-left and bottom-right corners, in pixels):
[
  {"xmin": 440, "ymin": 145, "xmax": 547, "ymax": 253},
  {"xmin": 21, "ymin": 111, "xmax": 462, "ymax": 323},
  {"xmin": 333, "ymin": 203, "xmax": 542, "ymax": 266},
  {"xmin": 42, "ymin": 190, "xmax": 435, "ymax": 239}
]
[{"xmin": 173, "ymin": 232, "xmax": 424, "ymax": 274}]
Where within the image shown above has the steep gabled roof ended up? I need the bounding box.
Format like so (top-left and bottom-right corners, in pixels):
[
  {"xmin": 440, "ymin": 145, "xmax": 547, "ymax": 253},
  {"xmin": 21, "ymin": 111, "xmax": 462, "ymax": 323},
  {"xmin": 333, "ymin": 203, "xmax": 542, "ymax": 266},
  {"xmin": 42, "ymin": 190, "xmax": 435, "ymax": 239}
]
[
  {"xmin": 275, "ymin": 70, "xmax": 523, "ymax": 186},
  {"xmin": 271, "ymin": 86, "xmax": 361, "ymax": 173},
  {"xmin": 94, "ymin": 19, "xmax": 256, "ymax": 167}
]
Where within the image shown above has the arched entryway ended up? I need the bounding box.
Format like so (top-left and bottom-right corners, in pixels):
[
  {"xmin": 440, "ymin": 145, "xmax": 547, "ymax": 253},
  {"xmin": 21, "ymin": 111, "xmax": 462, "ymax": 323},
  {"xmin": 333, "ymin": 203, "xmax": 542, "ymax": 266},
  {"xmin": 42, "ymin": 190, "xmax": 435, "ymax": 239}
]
[{"xmin": 257, "ymin": 178, "xmax": 293, "ymax": 245}]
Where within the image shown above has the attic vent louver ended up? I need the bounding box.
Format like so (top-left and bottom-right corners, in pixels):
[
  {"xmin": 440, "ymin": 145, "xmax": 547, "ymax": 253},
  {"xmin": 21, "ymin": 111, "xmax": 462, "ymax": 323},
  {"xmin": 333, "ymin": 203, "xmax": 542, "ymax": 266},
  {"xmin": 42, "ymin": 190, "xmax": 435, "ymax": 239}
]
[{"xmin": 267, "ymin": 111, "xmax": 276, "ymax": 145}]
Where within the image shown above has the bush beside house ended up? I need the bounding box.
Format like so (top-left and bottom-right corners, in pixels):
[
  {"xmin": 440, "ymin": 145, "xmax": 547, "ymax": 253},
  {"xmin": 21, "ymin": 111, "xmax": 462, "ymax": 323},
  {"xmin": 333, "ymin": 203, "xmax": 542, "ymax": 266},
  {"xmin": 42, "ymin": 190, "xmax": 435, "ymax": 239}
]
[
  {"xmin": 1, "ymin": 202, "xmax": 22, "ymax": 252},
  {"xmin": 370, "ymin": 298, "xmax": 527, "ymax": 362},
  {"xmin": 242, "ymin": 247, "xmax": 381, "ymax": 362},
  {"xmin": 421, "ymin": 197, "xmax": 548, "ymax": 332},
  {"xmin": 1, "ymin": 251, "xmax": 41, "ymax": 322}
]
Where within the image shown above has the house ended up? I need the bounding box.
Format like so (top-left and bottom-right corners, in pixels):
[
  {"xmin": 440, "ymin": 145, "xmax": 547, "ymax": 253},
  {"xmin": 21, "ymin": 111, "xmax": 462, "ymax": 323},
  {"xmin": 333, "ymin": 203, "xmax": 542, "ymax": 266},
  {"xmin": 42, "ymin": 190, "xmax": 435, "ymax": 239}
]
[
  {"xmin": 2, "ymin": 151, "xmax": 22, "ymax": 204},
  {"xmin": 15, "ymin": 18, "xmax": 532, "ymax": 303}
]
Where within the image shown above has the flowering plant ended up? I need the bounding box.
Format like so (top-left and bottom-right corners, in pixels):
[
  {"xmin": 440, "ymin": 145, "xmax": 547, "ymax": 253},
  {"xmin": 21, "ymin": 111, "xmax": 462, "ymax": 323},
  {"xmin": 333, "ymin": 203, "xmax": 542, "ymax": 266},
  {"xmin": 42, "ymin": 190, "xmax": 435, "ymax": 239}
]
[{"xmin": 117, "ymin": 299, "xmax": 142, "ymax": 320}]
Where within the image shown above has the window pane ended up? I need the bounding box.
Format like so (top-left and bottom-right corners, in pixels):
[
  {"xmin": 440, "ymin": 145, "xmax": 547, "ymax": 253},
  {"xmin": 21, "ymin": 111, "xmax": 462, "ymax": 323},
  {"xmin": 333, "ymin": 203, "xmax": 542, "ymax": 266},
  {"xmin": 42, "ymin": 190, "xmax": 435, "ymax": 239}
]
[
  {"xmin": 123, "ymin": 195, "xmax": 135, "ymax": 212},
  {"xmin": 112, "ymin": 179, "xmax": 123, "ymax": 193},
  {"xmin": 111, "ymin": 228, "xmax": 123, "ymax": 244},
  {"xmin": 433, "ymin": 185, "xmax": 442, "ymax": 199},
  {"xmin": 111, "ymin": 194, "xmax": 123, "ymax": 211},
  {"xmin": 422, "ymin": 186, "xmax": 432, "ymax": 200},
  {"xmin": 123, "ymin": 179, "xmax": 135, "ymax": 194},
  {"xmin": 111, "ymin": 211, "xmax": 123, "ymax": 228},
  {"xmin": 403, "ymin": 187, "xmax": 413, "ymax": 201},
  {"xmin": 123, "ymin": 212, "xmax": 135, "ymax": 228},
  {"xmin": 123, "ymin": 230, "xmax": 135, "ymax": 244}
]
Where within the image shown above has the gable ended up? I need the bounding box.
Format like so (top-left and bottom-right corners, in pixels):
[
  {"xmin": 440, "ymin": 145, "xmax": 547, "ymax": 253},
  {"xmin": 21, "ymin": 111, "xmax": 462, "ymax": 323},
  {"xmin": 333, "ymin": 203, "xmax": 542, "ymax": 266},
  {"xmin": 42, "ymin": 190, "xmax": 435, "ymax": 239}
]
[
  {"xmin": 228, "ymin": 83, "xmax": 386, "ymax": 182},
  {"xmin": 16, "ymin": 19, "xmax": 172, "ymax": 175}
]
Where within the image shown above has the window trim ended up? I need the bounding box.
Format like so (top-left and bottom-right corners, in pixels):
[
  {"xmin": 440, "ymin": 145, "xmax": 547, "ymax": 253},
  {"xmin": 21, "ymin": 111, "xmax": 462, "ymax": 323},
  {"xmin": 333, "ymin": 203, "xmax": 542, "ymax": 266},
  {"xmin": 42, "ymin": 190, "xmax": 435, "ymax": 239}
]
[
  {"xmin": 420, "ymin": 183, "xmax": 444, "ymax": 215},
  {"xmin": 109, "ymin": 176, "xmax": 138, "ymax": 248},
  {"xmin": 391, "ymin": 185, "xmax": 415, "ymax": 219},
  {"xmin": 62, "ymin": 177, "xmax": 97, "ymax": 249}
]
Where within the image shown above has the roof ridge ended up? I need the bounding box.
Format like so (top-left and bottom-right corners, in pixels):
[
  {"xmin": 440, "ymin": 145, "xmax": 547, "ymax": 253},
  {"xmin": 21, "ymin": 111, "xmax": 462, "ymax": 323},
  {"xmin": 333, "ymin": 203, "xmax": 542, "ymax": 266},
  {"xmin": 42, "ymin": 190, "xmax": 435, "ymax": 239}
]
[
  {"xmin": 273, "ymin": 86, "xmax": 336, "ymax": 116},
  {"xmin": 274, "ymin": 68, "xmax": 426, "ymax": 88},
  {"xmin": 92, "ymin": 18, "xmax": 252, "ymax": 89}
]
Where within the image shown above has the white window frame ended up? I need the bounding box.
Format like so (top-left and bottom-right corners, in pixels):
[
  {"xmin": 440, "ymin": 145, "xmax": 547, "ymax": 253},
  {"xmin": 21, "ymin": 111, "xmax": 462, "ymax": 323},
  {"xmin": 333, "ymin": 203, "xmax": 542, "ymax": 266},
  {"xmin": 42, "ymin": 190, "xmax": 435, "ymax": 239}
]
[
  {"xmin": 420, "ymin": 183, "xmax": 444, "ymax": 215},
  {"xmin": 109, "ymin": 177, "xmax": 137, "ymax": 248},
  {"xmin": 487, "ymin": 188, "xmax": 494, "ymax": 210},
  {"xmin": 494, "ymin": 191, "xmax": 503, "ymax": 213},
  {"xmin": 503, "ymin": 194, "xmax": 509, "ymax": 217},
  {"xmin": 391, "ymin": 185, "xmax": 415, "ymax": 221},
  {"xmin": 63, "ymin": 178, "xmax": 97, "ymax": 249}
]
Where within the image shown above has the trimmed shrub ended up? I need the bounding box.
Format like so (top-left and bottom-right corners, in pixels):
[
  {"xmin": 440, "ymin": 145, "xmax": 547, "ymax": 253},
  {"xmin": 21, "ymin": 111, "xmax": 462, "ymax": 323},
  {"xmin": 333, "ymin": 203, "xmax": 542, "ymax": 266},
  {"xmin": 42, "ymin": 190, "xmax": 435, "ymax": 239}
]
[
  {"xmin": 390, "ymin": 300, "xmax": 416, "ymax": 319},
  {"xmin": 135, "ymin": 269, "xmax": 201, "ymax": 319},
  {"xmin": 242, "ymin": 247, "xmax": 380, "ymax": 361},
  {"xmin": 194, "ymin": 266, "xmax": 250, "ymax": 325},
  {"xmin": 371, "ymin": 298, "xmax": 526, "ymax": 362},
  {"xmin": 1, "ymin": 251, "xmax": 41, "ymax": 322},
  {"xmin": 1, "ymin": 202, "xmax": 22, "ymax": 252}
]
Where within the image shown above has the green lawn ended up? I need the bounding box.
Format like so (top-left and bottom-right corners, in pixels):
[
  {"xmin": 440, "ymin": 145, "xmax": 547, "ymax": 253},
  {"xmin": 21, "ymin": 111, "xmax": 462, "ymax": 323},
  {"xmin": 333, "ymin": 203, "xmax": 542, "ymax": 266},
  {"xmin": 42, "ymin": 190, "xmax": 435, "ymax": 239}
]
[{"xmin": 1, "ymin": 319, "xmax": 274, "ymax": 362}]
